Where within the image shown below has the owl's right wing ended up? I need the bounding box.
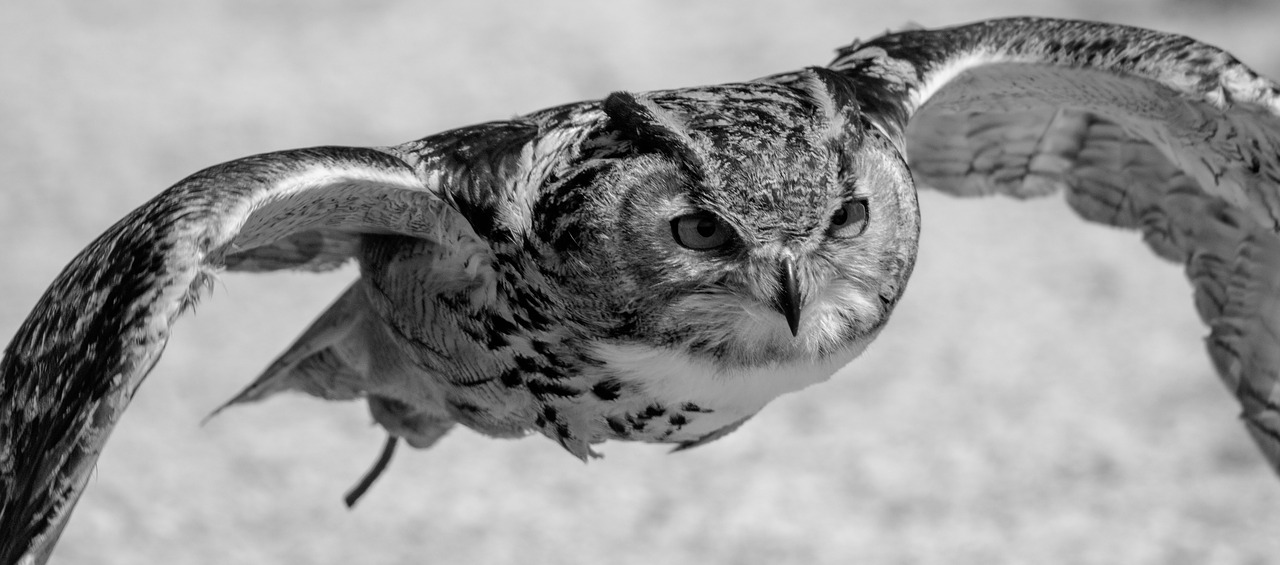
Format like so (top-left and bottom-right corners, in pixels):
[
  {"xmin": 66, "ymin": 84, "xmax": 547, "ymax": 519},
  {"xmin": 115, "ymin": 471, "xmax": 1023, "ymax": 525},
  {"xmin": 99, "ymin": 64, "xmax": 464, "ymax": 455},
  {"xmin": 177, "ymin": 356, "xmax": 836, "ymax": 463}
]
[
  {"xmin": 0, "ymin": 133, "xmax": 525, "ymax": 565},
  {"xmin": 809, "ymin": 17, "xmax": 1280, "ymax": 476}
]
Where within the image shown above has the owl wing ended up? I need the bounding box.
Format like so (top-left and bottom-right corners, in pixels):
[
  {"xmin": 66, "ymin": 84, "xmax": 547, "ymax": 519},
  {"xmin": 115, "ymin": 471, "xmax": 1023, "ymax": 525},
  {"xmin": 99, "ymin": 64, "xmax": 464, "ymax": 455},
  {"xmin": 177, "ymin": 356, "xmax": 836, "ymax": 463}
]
[
  {"xmin": 0, "ymin": 145, "xmax": 494, "ymax": 565},
  {"xmin": 810, "ymin": 17, "xmax": 1280, "ymax": 476}
]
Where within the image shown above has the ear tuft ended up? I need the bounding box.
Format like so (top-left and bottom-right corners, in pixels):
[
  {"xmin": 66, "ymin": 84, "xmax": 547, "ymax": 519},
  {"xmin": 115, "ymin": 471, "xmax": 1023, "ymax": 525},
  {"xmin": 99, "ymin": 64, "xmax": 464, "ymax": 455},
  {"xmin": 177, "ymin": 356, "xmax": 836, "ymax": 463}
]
[
  {"xmin": 800, "ymin": 67, "xmax": 860, "ymax": 115},
  {"xmin": 602, "ymin": 91, "xmax": 704, "ymax": 175},
  {"xmin": 794, "ymin": 67, "xmax": 863, "ymax": 142}
]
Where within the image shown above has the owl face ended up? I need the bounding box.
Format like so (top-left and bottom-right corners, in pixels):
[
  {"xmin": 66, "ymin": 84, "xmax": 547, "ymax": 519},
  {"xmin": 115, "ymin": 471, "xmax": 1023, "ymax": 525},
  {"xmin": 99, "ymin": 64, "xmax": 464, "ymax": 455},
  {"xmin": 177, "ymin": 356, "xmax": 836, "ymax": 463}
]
[{"xmin": 544, "ymin": 73, "xmax": 920, "ymax": 368}]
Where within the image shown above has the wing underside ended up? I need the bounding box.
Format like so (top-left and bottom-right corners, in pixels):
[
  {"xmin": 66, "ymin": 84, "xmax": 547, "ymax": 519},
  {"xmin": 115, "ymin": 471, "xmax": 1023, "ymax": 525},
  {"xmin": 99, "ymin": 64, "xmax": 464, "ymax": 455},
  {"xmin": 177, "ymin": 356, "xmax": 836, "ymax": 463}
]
[
  {"xmin": 0, "ymin": 146, "xmax": 469, "ymax": 565},
  {"xmin": 824, "ymin": 17, "xmax": 1280, "ymax": 474}
]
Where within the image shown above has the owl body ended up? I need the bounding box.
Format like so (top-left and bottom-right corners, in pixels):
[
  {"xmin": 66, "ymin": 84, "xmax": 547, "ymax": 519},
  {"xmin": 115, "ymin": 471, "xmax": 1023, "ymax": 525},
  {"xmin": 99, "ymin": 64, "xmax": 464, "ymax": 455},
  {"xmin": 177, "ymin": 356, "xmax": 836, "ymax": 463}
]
[
  {"xmin": 12, "ymin": 18, "xmax": 1280, "ymax": 563},
  {"xmin": 326, "ymin": 77, "xmax": 919, "ymax": 457}
]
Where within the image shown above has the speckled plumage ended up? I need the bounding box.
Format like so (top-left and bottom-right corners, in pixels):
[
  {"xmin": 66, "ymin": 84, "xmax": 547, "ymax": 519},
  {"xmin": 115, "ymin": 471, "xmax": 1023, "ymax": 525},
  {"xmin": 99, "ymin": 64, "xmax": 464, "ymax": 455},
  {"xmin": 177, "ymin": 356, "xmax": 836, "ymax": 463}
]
[{"xmin": 4, "ymin": 16, "xmax": 1280, "ymax": 564}]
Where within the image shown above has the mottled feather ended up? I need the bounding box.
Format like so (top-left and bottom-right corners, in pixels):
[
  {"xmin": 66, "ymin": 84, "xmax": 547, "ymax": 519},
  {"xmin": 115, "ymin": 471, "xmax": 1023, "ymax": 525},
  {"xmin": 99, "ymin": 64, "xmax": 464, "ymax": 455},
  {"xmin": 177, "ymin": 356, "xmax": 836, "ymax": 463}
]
[{"xmin": 800, "ymin": 16, "xmax": 1280, "ymax": 471}]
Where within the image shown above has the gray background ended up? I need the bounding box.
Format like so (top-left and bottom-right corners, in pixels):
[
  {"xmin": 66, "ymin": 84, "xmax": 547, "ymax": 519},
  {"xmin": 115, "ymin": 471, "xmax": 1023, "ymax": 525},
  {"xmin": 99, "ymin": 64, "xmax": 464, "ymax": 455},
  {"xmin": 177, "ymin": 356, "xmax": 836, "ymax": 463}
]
[{"xmin": 2, "ymin": 1, "xmax": 1278, "ymax": 563}]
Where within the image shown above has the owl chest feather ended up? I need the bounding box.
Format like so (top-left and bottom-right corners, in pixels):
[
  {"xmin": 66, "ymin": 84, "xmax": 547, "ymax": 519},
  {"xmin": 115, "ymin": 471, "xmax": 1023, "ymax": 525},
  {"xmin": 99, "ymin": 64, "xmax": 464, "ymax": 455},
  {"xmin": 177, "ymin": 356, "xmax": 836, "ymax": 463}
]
[{"xmin": 581, "ymin": 340, "xmax": 868, "ymax": 445}]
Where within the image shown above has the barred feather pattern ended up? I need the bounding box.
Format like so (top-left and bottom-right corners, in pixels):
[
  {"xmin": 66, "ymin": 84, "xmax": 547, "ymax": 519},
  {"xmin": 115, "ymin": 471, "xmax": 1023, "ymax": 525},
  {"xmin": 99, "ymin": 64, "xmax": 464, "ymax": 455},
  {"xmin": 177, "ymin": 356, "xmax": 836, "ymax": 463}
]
[
  {"xmin": 0, "ymin": 147, "xmax": 442, "ymax": 564},
  {"xmin": 804, "ymin": 16, "xmax": 1280, "ymax": 473}
]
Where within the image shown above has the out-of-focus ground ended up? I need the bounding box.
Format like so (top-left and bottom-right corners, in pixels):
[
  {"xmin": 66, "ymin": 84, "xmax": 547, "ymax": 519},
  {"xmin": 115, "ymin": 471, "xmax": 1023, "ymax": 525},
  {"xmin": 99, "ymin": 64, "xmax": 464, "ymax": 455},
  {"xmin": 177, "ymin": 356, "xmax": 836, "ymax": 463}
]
[{"xmin": 2, "ymin": 1, "xmax": 1279, "ymax": 564}]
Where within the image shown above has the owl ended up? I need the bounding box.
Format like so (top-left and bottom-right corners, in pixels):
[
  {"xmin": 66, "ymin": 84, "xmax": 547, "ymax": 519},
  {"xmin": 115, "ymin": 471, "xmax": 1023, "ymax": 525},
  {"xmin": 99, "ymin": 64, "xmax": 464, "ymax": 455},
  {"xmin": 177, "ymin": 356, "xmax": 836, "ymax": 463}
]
[{"xmin": 4, "ymin": 16, "xmax": 1280, "ymax": 564}]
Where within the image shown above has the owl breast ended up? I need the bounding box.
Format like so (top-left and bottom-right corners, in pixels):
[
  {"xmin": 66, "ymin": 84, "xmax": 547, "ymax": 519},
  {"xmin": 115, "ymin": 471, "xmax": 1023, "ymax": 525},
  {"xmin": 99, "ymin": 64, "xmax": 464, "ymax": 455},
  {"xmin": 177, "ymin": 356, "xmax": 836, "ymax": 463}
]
[{"xmin": 585, "ymin": 337, "xmax": 870, "ymax": 444}]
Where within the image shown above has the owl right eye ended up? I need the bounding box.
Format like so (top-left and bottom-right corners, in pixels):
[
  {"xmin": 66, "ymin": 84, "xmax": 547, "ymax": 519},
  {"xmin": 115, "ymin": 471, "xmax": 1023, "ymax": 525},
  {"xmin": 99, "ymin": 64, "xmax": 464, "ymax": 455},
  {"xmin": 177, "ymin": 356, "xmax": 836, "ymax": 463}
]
[{"xmin": 671, "ymin": 212, "xmax": 732, "ymax": 250}]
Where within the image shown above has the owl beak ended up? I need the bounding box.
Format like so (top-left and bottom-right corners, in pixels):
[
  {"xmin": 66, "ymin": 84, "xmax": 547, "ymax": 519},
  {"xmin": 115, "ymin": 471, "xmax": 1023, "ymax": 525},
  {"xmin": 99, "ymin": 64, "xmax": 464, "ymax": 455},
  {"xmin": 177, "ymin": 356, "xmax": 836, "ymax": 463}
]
[{"xmin": 775, "ymin": 257, "xmax": 802, "ymax": 337}]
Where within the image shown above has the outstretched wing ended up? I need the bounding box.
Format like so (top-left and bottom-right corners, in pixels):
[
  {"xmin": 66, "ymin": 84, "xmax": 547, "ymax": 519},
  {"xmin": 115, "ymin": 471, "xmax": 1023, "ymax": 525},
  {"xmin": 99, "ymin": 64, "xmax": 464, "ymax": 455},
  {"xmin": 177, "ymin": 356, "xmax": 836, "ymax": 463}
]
[
  {"xmin": 0, "ymin": 145, "xmax": 482, "ymax": 565},
  {"xmin": 818, "ymin": 18, "xmax": 1280, "ymax": 475}
]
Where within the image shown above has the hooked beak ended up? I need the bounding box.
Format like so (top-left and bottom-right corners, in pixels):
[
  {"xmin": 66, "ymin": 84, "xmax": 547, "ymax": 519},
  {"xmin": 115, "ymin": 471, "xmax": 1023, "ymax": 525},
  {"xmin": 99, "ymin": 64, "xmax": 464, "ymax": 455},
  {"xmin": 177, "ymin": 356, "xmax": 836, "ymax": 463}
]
[{"xmin": 774, "ymin": 256, "xmax": 802, "ymax": 337}]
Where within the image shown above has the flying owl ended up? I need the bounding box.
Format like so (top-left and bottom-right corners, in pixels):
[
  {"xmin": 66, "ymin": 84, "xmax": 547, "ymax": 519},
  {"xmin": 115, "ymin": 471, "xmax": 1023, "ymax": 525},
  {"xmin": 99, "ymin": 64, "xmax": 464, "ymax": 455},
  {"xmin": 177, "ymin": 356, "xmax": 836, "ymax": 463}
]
[{"xmin": 3, "ymin": 16, "xmax": 1280, "ymax": 564}]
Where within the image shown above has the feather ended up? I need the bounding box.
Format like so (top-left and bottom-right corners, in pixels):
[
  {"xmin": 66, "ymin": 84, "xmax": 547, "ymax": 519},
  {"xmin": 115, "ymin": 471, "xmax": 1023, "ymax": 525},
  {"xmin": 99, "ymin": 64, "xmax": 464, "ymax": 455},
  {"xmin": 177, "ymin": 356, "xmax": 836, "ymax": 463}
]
[{"xmin": 807, "ymin": 16, "xmax": 1280, "ymax": 475}]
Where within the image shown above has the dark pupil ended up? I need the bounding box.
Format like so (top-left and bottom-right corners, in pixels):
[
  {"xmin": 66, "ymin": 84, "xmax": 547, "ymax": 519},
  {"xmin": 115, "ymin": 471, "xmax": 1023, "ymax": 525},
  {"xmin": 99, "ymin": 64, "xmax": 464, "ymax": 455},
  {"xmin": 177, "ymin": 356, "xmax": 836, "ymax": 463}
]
[
  {"xmin": 831, "ymin": 207, "xmax": 849, "ymax": 226},
  {"xmin": 696, "ymin": 217, "xmax": 718, "ymax": 237}
]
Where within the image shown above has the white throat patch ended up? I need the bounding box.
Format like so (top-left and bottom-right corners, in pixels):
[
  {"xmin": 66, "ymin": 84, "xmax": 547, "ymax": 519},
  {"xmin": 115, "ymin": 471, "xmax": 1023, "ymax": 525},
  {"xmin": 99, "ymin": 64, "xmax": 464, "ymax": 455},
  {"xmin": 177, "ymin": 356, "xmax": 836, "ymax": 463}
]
[{"xmin": 590, "ymin": 339, "xmax": 868, "ymax": 436}]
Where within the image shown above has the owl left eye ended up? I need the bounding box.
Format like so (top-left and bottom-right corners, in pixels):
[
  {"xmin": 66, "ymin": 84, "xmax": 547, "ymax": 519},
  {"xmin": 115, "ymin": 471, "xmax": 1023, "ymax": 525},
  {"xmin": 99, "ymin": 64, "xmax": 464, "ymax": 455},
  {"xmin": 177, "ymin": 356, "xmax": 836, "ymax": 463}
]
[
  {"xmin": 828, "ymin": 198, "xmax": 869, "ymax": 235},
  {"xmin": 671, "ymin": 212, "xmax": 732, "ymax": 250}
]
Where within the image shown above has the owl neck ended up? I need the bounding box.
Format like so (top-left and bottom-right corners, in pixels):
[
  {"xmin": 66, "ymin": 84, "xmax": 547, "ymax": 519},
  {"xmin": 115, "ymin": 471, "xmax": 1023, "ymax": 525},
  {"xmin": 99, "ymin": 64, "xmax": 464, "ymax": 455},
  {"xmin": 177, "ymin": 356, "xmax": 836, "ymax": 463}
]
[{"xmin": 587, "ymin": 335, "xmax": 871, "ymax": 427}]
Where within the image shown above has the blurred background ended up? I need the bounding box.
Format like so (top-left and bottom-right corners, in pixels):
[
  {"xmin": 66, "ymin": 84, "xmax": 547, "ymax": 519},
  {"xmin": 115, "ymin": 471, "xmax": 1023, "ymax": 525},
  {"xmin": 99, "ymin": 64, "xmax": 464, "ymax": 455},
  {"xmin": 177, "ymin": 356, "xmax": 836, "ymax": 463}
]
[{"xmin": 3, "ymin": 1, "xmax": 1279, "ymax": 564}]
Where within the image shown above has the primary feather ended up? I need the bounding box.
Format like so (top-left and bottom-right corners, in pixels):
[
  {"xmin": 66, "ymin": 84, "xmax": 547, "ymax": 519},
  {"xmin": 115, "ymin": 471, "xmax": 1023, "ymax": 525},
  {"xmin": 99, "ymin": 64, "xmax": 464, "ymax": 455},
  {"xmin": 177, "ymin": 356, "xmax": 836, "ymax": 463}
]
[{"xmin": 810, "ymin": 16, "xmax": 1280, "ymax": 469}]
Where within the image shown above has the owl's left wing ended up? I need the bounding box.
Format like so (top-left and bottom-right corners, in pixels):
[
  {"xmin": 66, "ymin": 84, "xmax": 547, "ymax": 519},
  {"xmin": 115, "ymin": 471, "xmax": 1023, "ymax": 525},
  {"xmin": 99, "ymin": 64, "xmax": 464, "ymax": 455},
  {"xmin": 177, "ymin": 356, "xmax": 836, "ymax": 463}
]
[{"xmin": 802, "ymin": 17, "xmax": 1280, "ymax": 475}]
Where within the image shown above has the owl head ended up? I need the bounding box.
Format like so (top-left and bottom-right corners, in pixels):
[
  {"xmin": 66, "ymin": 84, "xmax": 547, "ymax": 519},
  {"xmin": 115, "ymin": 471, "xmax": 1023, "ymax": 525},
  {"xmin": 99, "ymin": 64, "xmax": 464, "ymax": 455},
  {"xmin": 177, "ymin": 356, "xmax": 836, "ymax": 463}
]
[{"xmin": 536, "ymin": 69, "xmax": 920, "ymax": 368}]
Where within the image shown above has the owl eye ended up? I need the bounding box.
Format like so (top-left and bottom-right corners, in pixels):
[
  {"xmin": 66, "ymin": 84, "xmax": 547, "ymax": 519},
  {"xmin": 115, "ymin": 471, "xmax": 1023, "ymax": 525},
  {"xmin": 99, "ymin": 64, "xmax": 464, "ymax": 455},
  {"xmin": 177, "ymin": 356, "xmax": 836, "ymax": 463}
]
[
  {"xmin": 671, "ymin": 212, "xmax": 732, "ymax": 250},
  {"xmin": 828, "ymin": 198, "xmax": 869, "ymax": 235}
]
